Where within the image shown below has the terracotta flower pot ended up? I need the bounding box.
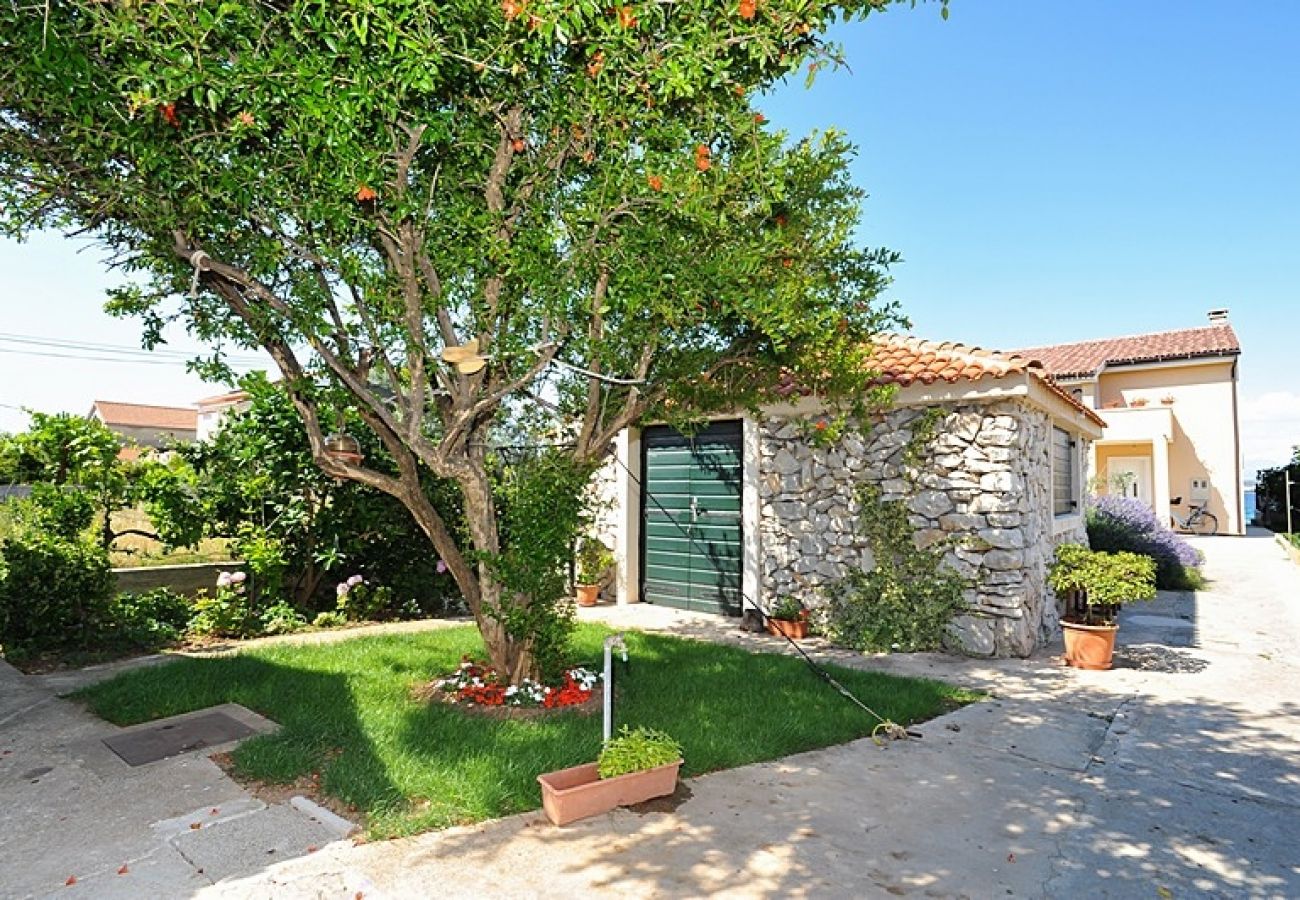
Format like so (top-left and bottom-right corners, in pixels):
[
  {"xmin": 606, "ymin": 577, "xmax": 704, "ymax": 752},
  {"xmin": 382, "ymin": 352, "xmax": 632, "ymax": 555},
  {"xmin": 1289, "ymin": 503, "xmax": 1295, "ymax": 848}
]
[
  {"xmin": 1062, "ymin": 621, "xmax": 1119, "ymax": 670},
  {"xmin": 537, "ymin": 760, "xmax": 682, "ymax": 826},
  {"xmin": 767, "ymin": 618, "xmax": 809, "ymax": 640},
  {"xmin": 575, "ymin": 584, "xmax": 600, "ymax": 607}
]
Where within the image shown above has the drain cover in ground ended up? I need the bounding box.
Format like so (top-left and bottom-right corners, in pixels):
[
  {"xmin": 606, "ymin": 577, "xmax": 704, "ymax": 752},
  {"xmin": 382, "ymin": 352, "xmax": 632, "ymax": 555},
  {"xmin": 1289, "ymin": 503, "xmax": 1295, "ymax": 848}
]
[{"xmin": 103, "ymin": 709, "xmax": 258, "ymax": 766}]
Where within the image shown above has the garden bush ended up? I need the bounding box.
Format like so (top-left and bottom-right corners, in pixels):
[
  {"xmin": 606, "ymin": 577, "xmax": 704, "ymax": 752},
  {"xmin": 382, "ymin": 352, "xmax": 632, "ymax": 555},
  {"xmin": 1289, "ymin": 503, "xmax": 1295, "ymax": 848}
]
[
  {"xmin": 111, "ymin": 588, "xmax": 192, "ymax": 647},
  {"xmin": 818, "ymin": 484, "xmax": 968, "ymax": 652},
  {"xmin": 0, "ymin": 529, "xmax": 115, "ymax": 656},
  {"xmin": 1086, "ymin": 495, "xmax": 1205, "ymax": 590}
]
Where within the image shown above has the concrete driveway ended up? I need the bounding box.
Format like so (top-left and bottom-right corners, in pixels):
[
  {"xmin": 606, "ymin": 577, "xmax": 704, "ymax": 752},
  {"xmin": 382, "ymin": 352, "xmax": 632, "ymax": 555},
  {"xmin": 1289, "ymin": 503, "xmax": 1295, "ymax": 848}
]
[{"xmin": 5, "ymin": 530, "xmax": 1299, "ymax": 898}]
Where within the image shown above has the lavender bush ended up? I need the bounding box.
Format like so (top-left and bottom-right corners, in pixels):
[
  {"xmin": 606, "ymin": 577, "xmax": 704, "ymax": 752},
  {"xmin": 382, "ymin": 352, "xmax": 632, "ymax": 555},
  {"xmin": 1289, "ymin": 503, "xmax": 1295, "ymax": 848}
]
[{"xmin": 1085, "ymin": 495, "xmax": 1205, "ymax": 590}]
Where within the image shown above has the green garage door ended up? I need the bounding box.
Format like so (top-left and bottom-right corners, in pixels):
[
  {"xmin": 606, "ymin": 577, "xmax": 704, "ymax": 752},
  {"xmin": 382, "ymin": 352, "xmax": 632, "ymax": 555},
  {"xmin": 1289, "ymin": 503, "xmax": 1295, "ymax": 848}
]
[{"xmin": 641, "ymin": 421, "xmax": 743, "ymax": 615}]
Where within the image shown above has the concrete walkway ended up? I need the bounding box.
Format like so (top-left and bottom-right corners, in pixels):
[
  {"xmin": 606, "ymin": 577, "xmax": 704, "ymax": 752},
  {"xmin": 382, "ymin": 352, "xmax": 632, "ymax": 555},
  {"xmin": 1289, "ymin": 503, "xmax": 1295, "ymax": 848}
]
[
  {"xmin": 0, "ymin": 663, "xmax": 355, "ymax": 899},
  {"xmin": 4, "ymin": 530, "xmax": 1299, "ymax": 897}
]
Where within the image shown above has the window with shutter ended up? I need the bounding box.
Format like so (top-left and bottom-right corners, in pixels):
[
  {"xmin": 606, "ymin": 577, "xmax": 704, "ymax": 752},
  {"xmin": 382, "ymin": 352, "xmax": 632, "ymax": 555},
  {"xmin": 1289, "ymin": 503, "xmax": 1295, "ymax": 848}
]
[{"xmin": 1052, "ymin": 427, "xmax": 1077, "ymax": 516}]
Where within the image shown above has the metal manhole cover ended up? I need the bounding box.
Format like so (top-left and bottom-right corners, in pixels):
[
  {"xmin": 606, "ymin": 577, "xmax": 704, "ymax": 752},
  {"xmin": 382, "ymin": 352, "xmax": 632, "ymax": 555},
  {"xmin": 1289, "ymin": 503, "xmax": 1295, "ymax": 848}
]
[{"xmin": 103, "ymin": 710, "xmax": 258, "ymax": 766}]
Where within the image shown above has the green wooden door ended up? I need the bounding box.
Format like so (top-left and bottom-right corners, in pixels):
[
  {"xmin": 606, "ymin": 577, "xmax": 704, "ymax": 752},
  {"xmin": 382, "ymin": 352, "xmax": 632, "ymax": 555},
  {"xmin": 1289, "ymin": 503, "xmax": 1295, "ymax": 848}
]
[{"xmin": 641, "ymin": 421, "xmax": 743, "ymax": 615}]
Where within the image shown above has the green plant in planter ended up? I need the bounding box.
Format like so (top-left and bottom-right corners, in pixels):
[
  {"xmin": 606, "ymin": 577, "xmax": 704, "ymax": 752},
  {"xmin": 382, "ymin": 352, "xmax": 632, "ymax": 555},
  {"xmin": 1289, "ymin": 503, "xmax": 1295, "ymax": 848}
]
[
  {"xmin": 769, "ymin": 596, "xmax": 807, "ymax": 622},
  {"xmin": 1048, "ymin": 544, "xmax": 1157, "ymax": 626},
  {"xmin": 597, "ymin": 726, "xmax": 683, "ymax": 780},
  {"xmin": 576, "ymin": 538, "xmax": 615, "ymax": 587}
]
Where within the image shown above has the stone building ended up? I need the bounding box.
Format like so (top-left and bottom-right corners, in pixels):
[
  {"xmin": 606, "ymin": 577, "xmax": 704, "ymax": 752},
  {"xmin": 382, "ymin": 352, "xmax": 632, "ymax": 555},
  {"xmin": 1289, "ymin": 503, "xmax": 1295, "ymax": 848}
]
[{"xmin": 597, "ymin": 335, "xmax": 1105, "ymax": 657}]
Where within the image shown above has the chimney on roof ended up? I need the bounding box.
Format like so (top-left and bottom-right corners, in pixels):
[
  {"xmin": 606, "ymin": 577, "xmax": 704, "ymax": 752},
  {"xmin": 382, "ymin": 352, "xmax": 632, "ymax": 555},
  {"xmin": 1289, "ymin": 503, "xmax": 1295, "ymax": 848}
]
[{"xmin": 1207, "ymin": 308, "xmax": 1230, "ymax": 323}]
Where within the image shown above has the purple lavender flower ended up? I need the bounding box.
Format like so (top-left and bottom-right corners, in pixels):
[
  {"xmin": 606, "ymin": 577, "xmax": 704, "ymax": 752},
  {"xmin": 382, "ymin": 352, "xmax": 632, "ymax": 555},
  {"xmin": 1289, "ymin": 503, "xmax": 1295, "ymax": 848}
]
[{"xmin": 1086, "ymin": 495, "xmax": 1204, "ymax": 585}]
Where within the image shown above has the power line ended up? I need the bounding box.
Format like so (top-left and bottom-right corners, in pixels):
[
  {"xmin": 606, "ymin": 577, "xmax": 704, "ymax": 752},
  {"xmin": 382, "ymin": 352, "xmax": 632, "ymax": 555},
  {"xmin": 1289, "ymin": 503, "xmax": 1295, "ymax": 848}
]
[
  {"xmin": 0, "ymin": 331, "xmax": 265, "ymax": 366},
  {"xmin": 0, "ymin": 346, "xmax": 263, "ymax": 368}
]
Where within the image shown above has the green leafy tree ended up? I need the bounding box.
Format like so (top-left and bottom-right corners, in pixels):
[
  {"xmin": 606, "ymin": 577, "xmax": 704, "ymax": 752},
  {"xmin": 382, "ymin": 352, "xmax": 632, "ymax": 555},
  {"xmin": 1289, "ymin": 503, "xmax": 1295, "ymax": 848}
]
[
  {"xmin": 0, "ymin": 412, "xmax": 150, "ymax": 548},
  {"xmin": 143, "ymin": 373, "xmax": 461, "ymax": 613},
  {"xmin": 0, "ymin": 0, "xmax": 931, "ymax": 680}
]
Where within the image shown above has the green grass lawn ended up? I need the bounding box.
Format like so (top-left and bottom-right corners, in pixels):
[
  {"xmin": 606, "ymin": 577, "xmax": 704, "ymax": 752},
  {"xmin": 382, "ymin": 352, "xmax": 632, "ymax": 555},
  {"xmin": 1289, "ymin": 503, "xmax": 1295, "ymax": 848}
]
[{"xmin": 75, "ymin": 624, "xmax": 978, "ymax": 838}]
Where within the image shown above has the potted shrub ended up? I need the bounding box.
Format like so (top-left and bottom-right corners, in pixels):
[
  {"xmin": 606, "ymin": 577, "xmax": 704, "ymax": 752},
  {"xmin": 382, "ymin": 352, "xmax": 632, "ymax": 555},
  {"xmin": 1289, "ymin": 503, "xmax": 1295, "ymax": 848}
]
[
  {"xmin": 574, "ymin": 537, "xmax": 614, "ymax": 607},
  {"xmin": 1048, "ymin": 544, "xmax": 1157, "ymax": 670},
  {"xmin": 537, "ymin": 726, "xmax": 683, "ymax": 826},
  {"xmin": 1129, "ymin": 396, "xmax": 1150, "ymax": 408},
  {"xmin": 766, "ymin": 596, "xmax": 811, "ymax": 639}
]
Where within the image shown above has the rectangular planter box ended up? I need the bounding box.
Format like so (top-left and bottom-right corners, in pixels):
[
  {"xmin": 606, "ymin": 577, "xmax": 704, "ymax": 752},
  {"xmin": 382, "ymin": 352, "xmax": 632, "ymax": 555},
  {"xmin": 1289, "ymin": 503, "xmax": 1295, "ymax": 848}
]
[
  {"xmin": 767, "ymin": 618, "xmax": 809, "ymax": 640},
  {"xmin": 537, "ymin": 760, "xmax": 682, "ymax": 826}
]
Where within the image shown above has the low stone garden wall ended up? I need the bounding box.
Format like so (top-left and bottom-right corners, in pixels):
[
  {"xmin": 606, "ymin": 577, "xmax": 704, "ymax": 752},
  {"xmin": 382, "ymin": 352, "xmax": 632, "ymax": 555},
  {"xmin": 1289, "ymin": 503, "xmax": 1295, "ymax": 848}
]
[
  {"xmin": 757, "ymin": 398, "xmax": 1086, "ymax": 657},
  {"xmin": 113, "ymin": 561, "xmax": 246, "ymax": 598}
]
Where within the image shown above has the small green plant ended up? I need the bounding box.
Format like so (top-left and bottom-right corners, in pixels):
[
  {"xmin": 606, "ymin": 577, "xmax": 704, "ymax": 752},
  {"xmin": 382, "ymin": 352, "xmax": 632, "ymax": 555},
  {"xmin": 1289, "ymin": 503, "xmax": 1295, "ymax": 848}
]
[
  {"xmin": 769, "ymin": 596, "xmax": 806, "ymax": 622},
  {"xmin": 312, "ymin": 610, "xmax": 348, "ymax": 629},
  {"xmin": 259, "ymin": 600, "xmax": 307, "ymax": 635},
  {"xmin": 187, "ymin": 571, "xmax": 257, "ymax": 638},
  {"xmin": 819, "ymin": 484, "xmax": 967, "ymax": 653},
  {"xmin": 575, "ymin": 537, "xmax": 615, "ymax": 586},
  {"xmin": 334, "ymin": 576, "xmax": 394, "ymax": 621},
  {"xmin": 597, "ymin": 726, "xmax": 683, "ymax": 780},
  {"xmin": 1048, "ymin": 544, "xmax": 1157, "ymax": 626},
  {"xmin": 112, "ymin": 588, "xmax": 192, "ymax": 646}
]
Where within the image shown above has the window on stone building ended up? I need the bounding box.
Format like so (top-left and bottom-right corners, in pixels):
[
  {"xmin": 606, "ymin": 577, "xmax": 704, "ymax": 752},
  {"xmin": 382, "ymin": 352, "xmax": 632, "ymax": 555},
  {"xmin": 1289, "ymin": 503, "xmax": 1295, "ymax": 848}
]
[{"xmin": 1052, "ymin": 426, "xmax": 1078, "ymax": 516}]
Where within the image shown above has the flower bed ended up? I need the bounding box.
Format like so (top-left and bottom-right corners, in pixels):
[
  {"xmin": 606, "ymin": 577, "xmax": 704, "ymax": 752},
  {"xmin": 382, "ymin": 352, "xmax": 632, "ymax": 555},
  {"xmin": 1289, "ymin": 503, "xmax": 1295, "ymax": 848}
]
[{"xmin": 432, "ymin": 657, "xmax": 601, "ymax": 709}]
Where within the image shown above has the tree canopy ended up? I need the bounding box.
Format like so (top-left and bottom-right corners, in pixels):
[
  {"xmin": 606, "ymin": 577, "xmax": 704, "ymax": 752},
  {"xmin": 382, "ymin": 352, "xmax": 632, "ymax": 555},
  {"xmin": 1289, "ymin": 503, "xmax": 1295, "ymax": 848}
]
[{"xmin": 0, "ymin": 0, "xmax": 932, "ymax": 679}]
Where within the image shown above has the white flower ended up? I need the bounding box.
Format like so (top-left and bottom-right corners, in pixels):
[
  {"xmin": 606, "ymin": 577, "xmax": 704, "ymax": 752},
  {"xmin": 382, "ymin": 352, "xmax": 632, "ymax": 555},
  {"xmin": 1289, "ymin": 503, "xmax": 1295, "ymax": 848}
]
[
  {"xmin": 336, "ymin": 582, "xmax": 350, "ymax": 598},
  {"xmin": 230, "ymin": 571, "xmax": 248, "ymax": 584},
  {"xmin": 348, "ymin": 574, "xmax": 365, "ymax": 587},
  {"xmin": 216, "ymin": 571, "xmax": 233, "ymax": 587}
]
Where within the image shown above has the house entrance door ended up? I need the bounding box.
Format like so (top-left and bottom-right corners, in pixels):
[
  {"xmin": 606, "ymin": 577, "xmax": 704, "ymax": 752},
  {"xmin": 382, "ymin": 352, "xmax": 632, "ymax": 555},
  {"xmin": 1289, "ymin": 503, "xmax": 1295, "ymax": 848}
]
[
  {"xmin": 640, "ymin": 421, "xmax": 743, "ymax": 616},
  {"xmin": 1109, "ymin": 456, "xmax": 1154, "ymax": 510}
]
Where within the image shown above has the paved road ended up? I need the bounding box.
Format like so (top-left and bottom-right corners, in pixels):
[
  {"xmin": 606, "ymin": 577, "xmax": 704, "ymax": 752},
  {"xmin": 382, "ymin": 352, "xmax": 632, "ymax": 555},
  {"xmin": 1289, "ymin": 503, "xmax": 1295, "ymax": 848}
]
[{"xmin": 4, "ymin": 531, "xmax": 1298, "ymax": 898}]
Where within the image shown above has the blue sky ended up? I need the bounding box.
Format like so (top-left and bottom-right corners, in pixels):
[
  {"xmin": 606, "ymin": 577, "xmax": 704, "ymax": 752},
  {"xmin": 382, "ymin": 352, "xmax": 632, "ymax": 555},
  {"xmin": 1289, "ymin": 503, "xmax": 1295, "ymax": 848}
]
[{"xmin": 0, "ymin": 1, "xmax": 1295, "ymax": 474}]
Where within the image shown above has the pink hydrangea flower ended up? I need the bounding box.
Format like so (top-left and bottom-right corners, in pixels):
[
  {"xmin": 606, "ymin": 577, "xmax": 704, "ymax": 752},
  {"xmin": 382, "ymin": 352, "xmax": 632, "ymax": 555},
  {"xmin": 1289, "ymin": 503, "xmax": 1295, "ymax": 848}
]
[{"xmin": 435, "ymin": 559, "xmax": 448, "ymax": 574}]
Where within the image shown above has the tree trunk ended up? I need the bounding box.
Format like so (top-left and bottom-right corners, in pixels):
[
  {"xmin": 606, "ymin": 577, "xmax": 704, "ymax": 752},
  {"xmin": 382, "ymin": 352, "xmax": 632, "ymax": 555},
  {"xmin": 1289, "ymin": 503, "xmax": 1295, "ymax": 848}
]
[{"xmin": 456, "ymin": 464, "xmax": 540, "ymax": 683}]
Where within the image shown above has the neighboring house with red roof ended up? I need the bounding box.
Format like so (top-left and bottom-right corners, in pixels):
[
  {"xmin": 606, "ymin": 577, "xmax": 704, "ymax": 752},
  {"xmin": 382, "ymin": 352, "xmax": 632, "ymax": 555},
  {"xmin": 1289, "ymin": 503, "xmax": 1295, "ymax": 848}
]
[
  {"xmin": 88, "ymin": 400, "xmax": 198, "ymax": 458},
  {"xmin": 195, "ymin": 389, "xmax": 251, "ymax": 441},
  {"xmin": 1015, "ymin": 310, "xmax": 1243, "ymax": 535},
  {"xmin": 595, "ymin": 332, "xmax": 1105, "ymax": 658}
]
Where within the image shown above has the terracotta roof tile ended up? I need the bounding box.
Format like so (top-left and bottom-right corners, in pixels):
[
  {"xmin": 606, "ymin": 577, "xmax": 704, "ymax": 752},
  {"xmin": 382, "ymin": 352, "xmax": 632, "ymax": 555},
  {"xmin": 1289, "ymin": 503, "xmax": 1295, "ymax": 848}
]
[
  {"xmin": 91, "ymin": 401, "xmax": 198, "ymax": 431},
  {"xmin": 855, "ymin": 334, "xmax": 1104, "ymax": 425},
  {"xmin": 1013, "ymin": 324, "xmax": 1240, "ymax": 380}
]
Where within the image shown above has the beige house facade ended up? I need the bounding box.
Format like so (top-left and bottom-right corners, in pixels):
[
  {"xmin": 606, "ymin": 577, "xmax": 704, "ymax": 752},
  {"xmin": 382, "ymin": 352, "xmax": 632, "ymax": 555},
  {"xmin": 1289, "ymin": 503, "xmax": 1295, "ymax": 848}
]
[{"xmin": 1016, "ymin": 311, "xmax": 1244, "ymax": 535}]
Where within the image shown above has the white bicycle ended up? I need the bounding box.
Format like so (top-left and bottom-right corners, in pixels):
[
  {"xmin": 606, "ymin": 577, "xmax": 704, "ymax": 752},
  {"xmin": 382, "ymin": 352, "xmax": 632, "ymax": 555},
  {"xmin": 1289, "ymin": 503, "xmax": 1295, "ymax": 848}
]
[{"xmin": 1169, "ymin": 497, "xmax": 1218, "ymax": 535}]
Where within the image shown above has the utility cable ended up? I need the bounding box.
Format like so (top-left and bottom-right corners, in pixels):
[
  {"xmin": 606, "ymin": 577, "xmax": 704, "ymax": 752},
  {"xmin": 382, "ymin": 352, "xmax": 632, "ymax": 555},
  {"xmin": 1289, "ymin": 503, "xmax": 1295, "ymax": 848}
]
[{"xmin": 606, "ymin": 450, "xmax": 915, "ymax": 742}]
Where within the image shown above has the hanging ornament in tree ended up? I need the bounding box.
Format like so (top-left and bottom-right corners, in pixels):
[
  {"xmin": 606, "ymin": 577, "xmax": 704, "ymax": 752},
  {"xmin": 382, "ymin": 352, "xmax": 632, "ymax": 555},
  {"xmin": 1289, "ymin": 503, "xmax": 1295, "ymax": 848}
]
[
  {"xmin": 442, "ymin": 338, "xmax": 488, "ymax": 374},
  {"xmin": 324, "ymin": 431, "xmax": 363, "ymax": 466}
]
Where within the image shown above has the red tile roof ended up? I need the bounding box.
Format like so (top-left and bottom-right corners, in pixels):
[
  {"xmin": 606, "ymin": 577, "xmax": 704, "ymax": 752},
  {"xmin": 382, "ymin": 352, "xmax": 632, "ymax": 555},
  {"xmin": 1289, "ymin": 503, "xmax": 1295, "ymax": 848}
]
[
  {"xmin": 90, "ymin": 401, "xmax": 198, "ymax": 431},
  {"xmin": 195, "ymin": 389, "xmax": 250, "ymax": 408},
  {"xmin": 865, "ymin": 334, "xmax": 1105, "ymax": 426},
  {"xmin": 1013, "ymin": 324, "xmax": 1240, "ymax": 380}
]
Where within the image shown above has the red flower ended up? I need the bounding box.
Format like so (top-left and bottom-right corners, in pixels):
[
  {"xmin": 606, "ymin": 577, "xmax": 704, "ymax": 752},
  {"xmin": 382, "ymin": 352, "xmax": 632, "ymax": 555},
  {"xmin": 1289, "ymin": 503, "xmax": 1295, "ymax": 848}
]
[{"xmin": 161, "ymin": 103, "xmax": 180, "ymax": 128}]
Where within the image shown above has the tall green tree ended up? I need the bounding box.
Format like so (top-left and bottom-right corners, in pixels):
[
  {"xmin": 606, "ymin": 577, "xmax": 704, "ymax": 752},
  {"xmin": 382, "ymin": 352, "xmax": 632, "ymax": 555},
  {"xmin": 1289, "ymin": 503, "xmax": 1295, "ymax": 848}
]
[{"xmin": 0, "ymin": 0, "xmax": 929, "ymax": 680}]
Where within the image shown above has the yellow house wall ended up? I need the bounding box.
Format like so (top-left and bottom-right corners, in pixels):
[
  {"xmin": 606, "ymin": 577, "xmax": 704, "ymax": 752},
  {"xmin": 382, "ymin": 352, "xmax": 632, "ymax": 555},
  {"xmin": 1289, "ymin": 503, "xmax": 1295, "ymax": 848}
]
[{"xmin": 1096, "ymin": 360, "xmax": 1241, "ymax": 534}]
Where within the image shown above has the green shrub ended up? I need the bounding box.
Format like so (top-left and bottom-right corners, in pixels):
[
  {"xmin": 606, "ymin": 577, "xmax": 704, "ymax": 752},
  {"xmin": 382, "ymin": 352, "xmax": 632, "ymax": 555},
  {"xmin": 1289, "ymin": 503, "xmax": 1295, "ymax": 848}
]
[
  {"xmin": 187, "ymin": 584, "xmax": 257, "ymax": 639},
  {"xmin": 1048, "ymin": 544, "xmax": 1157, "ymax": 626},
  {"xmin": 575, "ymin": 537, "xmax": 614, "ymax": 586},
  {"xmin": 259, "ymin": 600, "xmax": 307, "ymax": 635},
  {"xmin": 0, "ymin": 529, "xmax": 115, "ymax": 655},
  {"xmin": 312, "ymin": 610, "xmax": 348, "ymax": 629},
  {"xmin": 111, "ymin": 588, "xmax": 191, "ymax": 646},
  {"xmin": 818, "ymin": 484, "xmax": 967, "ymax": 653},
  {"xmin": 597, "ymin": 726, "xmax": 683, "ymax": 779},
  {"xmin": 334, "ymin": 576, "xmax": 393, "ymax": 622},
  {"xmin": 769, "ymin": 596, "xmax": 806, "ymax": 622}
]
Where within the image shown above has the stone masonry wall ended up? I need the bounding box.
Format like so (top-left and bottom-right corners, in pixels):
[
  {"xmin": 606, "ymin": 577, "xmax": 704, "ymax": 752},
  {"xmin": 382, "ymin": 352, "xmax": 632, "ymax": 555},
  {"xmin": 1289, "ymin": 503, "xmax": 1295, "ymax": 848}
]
[{"xmin": 758, "ymin": 399, "xmax": 1087, "ymax": 657}]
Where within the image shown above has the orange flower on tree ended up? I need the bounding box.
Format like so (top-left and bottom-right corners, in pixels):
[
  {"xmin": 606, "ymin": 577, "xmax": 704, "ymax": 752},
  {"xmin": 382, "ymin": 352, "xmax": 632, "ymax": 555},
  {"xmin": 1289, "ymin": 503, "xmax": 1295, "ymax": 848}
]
[
  {"xmin": 161, "ymin": 102, "xmax": 180, "ymax": 128},
  {"xmin": 647, "ymin": 174, "xmax": 664, "ymax": 191},
  {"xmin": 738, "ymin": 0, "xmax": 757, "ymax": 20},
  {"xmin": 694, "ymin": 144, "xmax": 711, "ymax": 172},
  {"xmin": 512, "ymin": 138, "xmax": 526, "ymax": 152},
  {"xmin": 587, "ymin": 51, "xmax": 605, "ymax": 77},
  {"xmin": 355, "ymin": 184, "xmax": 377, "ymax": 202},
  {"xmin": 502, "ymin": 0, "xmax": 523, "ymax": 20},
  {"xmin": 617, "ymin": 5, "xmax": 638, "ymax": 28}
]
